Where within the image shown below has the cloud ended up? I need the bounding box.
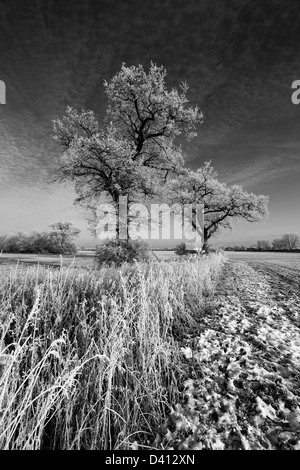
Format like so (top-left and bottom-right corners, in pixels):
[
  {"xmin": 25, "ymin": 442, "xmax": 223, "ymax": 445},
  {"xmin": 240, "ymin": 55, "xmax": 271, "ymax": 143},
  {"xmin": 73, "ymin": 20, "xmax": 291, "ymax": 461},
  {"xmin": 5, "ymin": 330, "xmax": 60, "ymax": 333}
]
[
  {"xmin": 221, "ymin": 153, "xmax": 300, "ymax": 188},
  {"xmin": 1, "ymin": 0, "xmax": 300, "ymax": 244}
]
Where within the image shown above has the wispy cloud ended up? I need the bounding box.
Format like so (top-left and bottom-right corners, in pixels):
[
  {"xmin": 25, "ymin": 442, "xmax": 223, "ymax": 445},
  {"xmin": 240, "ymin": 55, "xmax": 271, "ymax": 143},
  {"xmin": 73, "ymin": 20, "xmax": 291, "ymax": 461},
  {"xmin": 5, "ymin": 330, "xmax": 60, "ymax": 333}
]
[{"xmin": 221, "ymin": 153, "xmax": 300, "ymax": 188}]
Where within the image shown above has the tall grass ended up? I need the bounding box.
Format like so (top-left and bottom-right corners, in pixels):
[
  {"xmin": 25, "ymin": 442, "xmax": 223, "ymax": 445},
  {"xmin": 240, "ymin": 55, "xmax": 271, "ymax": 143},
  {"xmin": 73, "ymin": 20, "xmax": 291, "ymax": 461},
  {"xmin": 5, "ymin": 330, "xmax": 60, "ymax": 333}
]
[{"xmin": 0, "ymin": 253, "xmax": 224, "ymax": 450}]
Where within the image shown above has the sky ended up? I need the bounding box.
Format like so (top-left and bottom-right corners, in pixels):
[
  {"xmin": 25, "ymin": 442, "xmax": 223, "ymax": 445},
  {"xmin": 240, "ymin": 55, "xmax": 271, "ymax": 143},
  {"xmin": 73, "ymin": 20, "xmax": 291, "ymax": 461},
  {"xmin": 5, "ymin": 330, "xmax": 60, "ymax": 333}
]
[{"xmin": 1, "ymin": 0, "xmax": 300, "ymax": 247}]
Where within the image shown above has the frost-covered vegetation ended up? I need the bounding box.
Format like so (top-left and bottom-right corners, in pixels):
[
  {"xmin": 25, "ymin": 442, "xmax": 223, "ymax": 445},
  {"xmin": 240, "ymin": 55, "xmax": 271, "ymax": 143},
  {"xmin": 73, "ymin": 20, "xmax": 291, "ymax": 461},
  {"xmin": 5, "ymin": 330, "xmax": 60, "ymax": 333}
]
[
  {"xmin": 0, "ymin": 254, "xmax": 223, "ymax": 450},
  {"xmin": 1, "ymin": 251, "xmax": 300, "ymax": 450},
  {"xmin": 0, "ymin": 221, "xmax": 80, "ymax": 255}
]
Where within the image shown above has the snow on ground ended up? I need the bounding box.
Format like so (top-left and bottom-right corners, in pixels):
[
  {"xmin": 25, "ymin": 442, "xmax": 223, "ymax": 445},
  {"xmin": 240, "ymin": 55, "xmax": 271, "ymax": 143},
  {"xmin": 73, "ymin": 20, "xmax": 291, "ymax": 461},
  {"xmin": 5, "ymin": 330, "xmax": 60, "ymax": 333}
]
[{"xmin": 157, "ymin": 260, "xmax": 300, "ymax": 450}]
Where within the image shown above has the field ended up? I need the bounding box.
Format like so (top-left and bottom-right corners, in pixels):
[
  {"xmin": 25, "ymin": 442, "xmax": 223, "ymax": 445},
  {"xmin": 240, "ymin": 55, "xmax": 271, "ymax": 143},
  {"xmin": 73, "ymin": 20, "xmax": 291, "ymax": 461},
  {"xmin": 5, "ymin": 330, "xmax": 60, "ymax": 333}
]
[
  {"xmin": 0, "ymin": 251, "xmax": 300, "ymax": 450},
  {"xmin": 0, "ymin": 250, "xmax": 176, "ymax": 269},
  {"xmin": 226, "ymin": 250, "xmax": 300, "ymax": 269},
  {"xmin": 226, "ymin": 251, "xmax": 300, "ymax": 288},
  {"xmin": 0, "ymin": 251, "xmax": 96, "ymax": 269}
]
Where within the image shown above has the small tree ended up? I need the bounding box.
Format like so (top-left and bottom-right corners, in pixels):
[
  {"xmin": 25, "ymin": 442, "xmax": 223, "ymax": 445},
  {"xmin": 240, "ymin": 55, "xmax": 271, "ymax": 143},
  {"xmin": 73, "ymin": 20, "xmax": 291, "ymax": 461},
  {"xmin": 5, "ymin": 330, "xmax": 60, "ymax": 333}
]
[
  {"xmin": 15, "ymin": 231, "xmax": 30, "ymax": 253},
  {"xmin": 281, "ymin": 233, "xmax": 300, "ymax": 251},
  {"xmin": 175, "ymin": 242, "xmax": 187, "ymax": 256},
  {"xmin": 3, "ymin": 234, "xmax": 21, "ymax": 253},
  {"xmin": 95, "ymin": 238, "xmax": 149, "ymax": 267},
  {"xmin": 167, "ymin": 162, "xmax": 269, "ymax": 251},
  {"xmin": 26, "ymin": 231, "xmax": 48, "ymax": 253},
  {"xmin": 272, "ymin": 238, "xmax": 286, "ymax": 250},
  {"xmin": 256, "ymin": 240, "xmax": 271, "ymax": 251},
  {"xmin": 234, "ymin": 245, "xmax": 247, "ymax": 251},
  {"xmin": 272, "ymin": 234, "xmax": 300, "ymax": 251},
  {"xmin": 48, "ymin": 221, "xmax": 81, "ymax": 254}
]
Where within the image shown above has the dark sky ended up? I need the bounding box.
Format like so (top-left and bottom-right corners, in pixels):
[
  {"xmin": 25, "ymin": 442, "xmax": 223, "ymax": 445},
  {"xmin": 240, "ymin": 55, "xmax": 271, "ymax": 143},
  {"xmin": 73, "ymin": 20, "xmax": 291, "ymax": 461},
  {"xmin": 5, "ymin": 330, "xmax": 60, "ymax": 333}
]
[{"xmin": 1, "ymin": 0, "xmax": 300, "ymax": 246}]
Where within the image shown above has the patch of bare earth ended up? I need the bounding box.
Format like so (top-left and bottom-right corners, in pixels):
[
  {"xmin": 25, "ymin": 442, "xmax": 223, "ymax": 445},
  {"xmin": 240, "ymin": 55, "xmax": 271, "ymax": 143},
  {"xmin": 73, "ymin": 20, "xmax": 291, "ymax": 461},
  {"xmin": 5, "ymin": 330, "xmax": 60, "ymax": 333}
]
[{"xmin": 156, "ymin": 261, "xmax": 300, "ymax": 450}]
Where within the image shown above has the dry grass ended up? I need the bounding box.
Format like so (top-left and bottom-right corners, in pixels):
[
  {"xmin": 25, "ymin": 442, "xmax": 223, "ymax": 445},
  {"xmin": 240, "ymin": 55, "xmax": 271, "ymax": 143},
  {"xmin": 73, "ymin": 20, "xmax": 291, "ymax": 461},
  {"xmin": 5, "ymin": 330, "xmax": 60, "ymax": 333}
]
[{"xmin": 0, "ymin": 253, "xmax": 224, "ymax": 450}]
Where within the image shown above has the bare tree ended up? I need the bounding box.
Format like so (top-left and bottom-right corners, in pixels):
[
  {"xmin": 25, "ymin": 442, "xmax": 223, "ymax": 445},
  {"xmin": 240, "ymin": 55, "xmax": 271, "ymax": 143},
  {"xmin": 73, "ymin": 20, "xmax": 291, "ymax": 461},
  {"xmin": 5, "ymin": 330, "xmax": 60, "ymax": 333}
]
[
  {"xmin": 256, "ymin": 240, "xmax": 271, "ymax": 251},
  {"xmin": 167, "ymin": 162, "xmax": 269, "ymax": 250},
  {"xmin": 52, "ymin": 63, "xmax": 202, "ymax": 238},
  {"xmin": 48, "ymin": 221, "xmax": 81, "ymax": 254},
  {"xmin": 272, "ymin": 238, "xmax": 286, "ymax": 250},
  {"xmin": 281, "ymin": 233, "xmax": 300, "ymax": 251}
]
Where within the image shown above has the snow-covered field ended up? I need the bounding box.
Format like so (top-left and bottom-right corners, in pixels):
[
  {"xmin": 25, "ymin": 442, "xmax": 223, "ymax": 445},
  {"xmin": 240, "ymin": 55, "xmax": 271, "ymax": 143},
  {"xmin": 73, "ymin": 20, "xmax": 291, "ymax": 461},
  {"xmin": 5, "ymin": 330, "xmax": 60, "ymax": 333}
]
[
  {"xmin": 1, "ymin": 251, "xmax": 300, "ymax": 449},
  {"xmin": 158, "ymin": 259, "xmax": 300, "ymax": 449},
  {"xmin": 0, "ymin": 252, "xmax": 95, "ymax": 268},
  {"xmin": 0, "ymin": 251, "xmax": 175, "ymax": 268},
  {"xmin": 226, "ymin": 250, "xmax": 300, "ymax": 268}
]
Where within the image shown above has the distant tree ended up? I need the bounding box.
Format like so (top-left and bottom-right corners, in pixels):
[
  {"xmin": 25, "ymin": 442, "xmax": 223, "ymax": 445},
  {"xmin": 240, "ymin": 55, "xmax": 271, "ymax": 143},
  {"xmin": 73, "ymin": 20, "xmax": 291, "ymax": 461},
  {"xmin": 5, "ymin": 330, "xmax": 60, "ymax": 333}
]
[
  {"xmin": 167, "ymin": 162, "xmax": 269, "ymax": 251},
  {"xmin": 52, "ymin": 63, "xmax": 202, "ymax": 240},
  {"xmin": 26, "ymin": 231, "xmax": 43, "ymax": 253},
  {"xmin": 48, "ymin": 221, "xmax": 81, "ymax": 254},
  {"xmin": 3, "ymin": 234, "xmax": 21, "ymax": 253},
  {"xmin": 272, "ymin": 234, "xmax": 300, "ymax": 251},
  {"xmin": 232, "ymin": 244, "xmax": 247, "ymax": 251},
  {"xmin": 1, "ymin": 231, "xmax": 49, "ymax": 253},
  {"xmin": 281, "ymin": 233, "xmax": 300, "ymax": 251},
  {"xmin": 272, "ymin": 238, "xmax": 286, "ymax": 250},
  {"xmin": 0, "ymin": 235, "xmax": 7, "ymax": 252},
  {"xmin": 27, "ymin": 231, "xmax": 53, "ymax": 253},
  {"xmin": 16, "ymin": 231, "xmax": 31, "ymax": 253},
  {"xmin": 0, "ymin": 222, "xmax": 80, "ymax": 254},
  {"xmin": 256, "ymin": 240, "xmax": 271, "ymax": 251}
]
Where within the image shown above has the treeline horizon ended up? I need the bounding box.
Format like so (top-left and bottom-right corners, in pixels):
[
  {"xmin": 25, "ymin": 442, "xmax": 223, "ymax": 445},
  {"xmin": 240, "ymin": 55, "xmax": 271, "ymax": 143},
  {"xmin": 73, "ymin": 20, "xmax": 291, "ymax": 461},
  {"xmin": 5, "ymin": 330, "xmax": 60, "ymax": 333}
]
[
  {"xmin": 1, "ymin": 230, "xmax": 300, "ymax": 254},
  {"xmin": 0, "ymin": 221, "xmax": 80, "ymax": 255},
  {"xmin": 224, "ymin": 233, "xmax": 300, "ymax": 252}
]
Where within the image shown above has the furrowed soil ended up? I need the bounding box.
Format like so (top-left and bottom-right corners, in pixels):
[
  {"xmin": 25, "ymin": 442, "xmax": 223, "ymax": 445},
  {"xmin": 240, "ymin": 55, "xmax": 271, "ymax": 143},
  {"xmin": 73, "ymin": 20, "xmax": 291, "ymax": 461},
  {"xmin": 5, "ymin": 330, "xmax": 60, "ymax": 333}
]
[{"xmin": 157, "ymin": 259, "xmax": 300, "ymax": 450}]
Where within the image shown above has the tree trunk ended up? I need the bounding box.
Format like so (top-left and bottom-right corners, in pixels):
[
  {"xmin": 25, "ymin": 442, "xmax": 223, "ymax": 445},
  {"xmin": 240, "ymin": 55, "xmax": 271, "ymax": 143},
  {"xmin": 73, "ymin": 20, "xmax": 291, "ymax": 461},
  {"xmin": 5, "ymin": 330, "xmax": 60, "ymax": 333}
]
[{"xmin": 202, "ymin": 227, "xmax": 210, "ymax": 253}]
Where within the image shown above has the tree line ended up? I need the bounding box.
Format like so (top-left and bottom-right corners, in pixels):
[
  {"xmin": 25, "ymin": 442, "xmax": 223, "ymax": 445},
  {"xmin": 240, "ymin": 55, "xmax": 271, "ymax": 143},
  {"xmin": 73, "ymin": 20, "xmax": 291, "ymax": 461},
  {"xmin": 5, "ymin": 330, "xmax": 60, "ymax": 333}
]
[
  {"xmin": 226, "ymin": 233, "xmax": 300, "ymax": 252},
  {"xmin": 0, "ymin": 221, "xmax": 80, "ymax": 254}
]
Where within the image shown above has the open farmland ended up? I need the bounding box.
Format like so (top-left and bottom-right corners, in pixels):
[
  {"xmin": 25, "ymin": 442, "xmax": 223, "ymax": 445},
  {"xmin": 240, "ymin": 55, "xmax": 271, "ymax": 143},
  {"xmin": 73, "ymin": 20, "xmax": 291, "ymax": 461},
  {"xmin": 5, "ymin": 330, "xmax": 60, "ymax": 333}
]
[
  {"xmin": 225, "ymin": 250, "xmax": 300, "ymax": 268},
  {"xmin": 1, "ymin": 251, "xmax": 300, "ymax": 450},
  {"xmin": 225, "ymin": 251, "xmax": 300, "ymax": 288},
  {"xmin": 0, "ymin": 251, "xmax": 96, "ymax": 269},
  {"xmin": 0, "ymin": 250, "xmax": 176, "ymax": 269}
]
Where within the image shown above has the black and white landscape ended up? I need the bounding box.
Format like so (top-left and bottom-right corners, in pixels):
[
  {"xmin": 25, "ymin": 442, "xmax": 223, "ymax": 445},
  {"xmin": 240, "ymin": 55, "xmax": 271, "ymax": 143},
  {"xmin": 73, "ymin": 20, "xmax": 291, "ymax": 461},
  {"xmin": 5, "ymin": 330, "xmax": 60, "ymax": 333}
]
[{"xmin": 0, "ymin": 0, "xmax": 300, "ymax": 452}]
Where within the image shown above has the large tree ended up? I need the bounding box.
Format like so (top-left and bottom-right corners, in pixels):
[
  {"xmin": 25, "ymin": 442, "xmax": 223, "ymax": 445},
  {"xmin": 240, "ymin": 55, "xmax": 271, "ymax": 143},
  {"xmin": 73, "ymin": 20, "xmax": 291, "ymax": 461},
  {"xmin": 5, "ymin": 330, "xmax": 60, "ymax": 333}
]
[
  {"xmin": 167, "ymin": 162, "xmax": 269, "ymax": 250},
  {"xmin": 53, "ymin": 63, "xmax": 202, "ymax": 238},
  {"xmin": 53, "ymin": 64, "xmax": 269, "ymax": 248}
]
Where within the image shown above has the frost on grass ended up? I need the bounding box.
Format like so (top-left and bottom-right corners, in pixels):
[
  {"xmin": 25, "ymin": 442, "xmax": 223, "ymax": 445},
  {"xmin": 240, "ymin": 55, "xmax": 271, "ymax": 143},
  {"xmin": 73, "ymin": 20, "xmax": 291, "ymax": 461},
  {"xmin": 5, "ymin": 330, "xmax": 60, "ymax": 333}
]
[
  {"xmin": 1, "ymin": 256, "xmax": 300, "ymax": 450},
  {"xmin": 156, "ymin": 263, "xmax": 300, "ymax": 450},
  {"xmin": 0, "ymin": 255, "xmax": 224, "ymax": 450}
]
